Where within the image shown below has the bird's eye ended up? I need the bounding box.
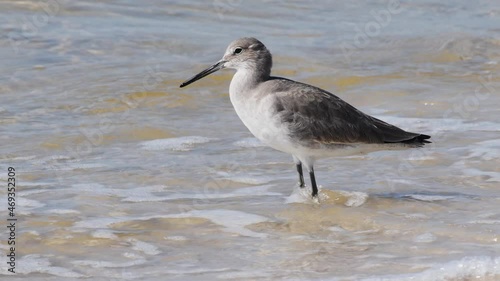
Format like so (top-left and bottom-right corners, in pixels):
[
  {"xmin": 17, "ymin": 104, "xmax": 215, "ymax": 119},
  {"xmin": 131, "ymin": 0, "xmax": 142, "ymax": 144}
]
[{"xmin": 233, "ymin": 47, "xmax": 243, "ymax": 54}]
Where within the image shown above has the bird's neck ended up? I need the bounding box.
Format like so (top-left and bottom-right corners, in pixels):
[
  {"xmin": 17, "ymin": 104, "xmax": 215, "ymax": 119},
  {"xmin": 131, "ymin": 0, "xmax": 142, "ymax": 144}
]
[{"xmin": 229, "ymin": 67, "xmax": 269, "ymax": 97}]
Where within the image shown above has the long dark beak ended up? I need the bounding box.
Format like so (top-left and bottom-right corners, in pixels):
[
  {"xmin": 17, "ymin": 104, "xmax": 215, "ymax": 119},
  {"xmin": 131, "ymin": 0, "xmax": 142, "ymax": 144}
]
[{"xmin": 179, "ymin": 60, "xmax": 226, "ymax": 88}]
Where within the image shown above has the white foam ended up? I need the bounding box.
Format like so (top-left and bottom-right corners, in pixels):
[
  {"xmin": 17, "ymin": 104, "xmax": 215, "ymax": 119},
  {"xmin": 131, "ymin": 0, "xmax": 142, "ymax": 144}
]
[
  {"xmin": 34, "ymin": 155, "xmax": 73, "ymax": 165},
  {"xmin": 337, "ymin": 191, "xmax": 369, "ymax": 207},
  {"xmin": 403, "ymin": 213, "xmax": 429, "ymax": 219},
  {"xmin": 9, "ymin": 254, "xmax": 85, "ymax": 277},
  {"xmin": 216, "ymin": 171, "xmax": 272, "ymax": 185},
  {"xmin": 285, "ymin": 185, "xmax": 323, "ymax": 204},
  {"xmin": 72, "ymin": 182, "xmax": 107, "ymax": 192},
  {"xmin": 74, "ymin": 209, "xmax": 269, "ymax": 238},
  {"xmin": 232, "ymin": 137, "xmax": 266, "ymax": 148},
  {"xmin": 286, "ymin": 186, "xmax": 368, "ymax": 207},
  {"xmin": 378, "ymin": 116, "xmax": 500, "ymax": 134},
  {"xmin": 6, "ymin": 155, "xmax": 37, "ymax": 161},
  {"xmin": 72, "ymin": 255, "xmax": 146, "ymax": 268},
  {"xmin": 230, "ymin": 185, "xmax": 280, "ymax": 197},
  {"xmin": 68, "ymin": 162, "xmax": 107, "ymax": 169},
  {"xmin": 120, "ymin": 185, "xmax": 169, "ymax": 202},
  {"xmin": 462, "ymin": 168, "xmax": 500, "ymax": 182},
  {"xmin": 128, "ymin": 239, "xmax": 161, "ymax": 255},
  {"xmin": 164, "ymin": 267, "xmax": 231, "ymax": 275},
  {"xmin": 164, "ymin": 235, "xmax": 188, "ymax": 241},
  {"xmin": 468, "ymin": 219, "xmax": 500, "ymax": 225},
  {"xmin": 450, "ymin": 160, "xmax": 500, "ymax": 182},
  {"xmin": 18, "ymin": 197, "xmax": 45, "ymax": 208},
  {"xmin": 413, "ymin": 232, "xmax": 437, "ymax": 243},
  {"xmin": 172, "ymin": 209, "xmax": 269, "ymax": 238},
  {"xmin": 74, "ymin": 217, "xmax": 126, "ymax": 229},
  {"xmin": 360, "ymin": 256, "xmax": 500, "ymax": 281},
  {"xmin": 16, "ymin": 181, "xmax": 52, "ymax": 187},
  {"xmin": 328, "ymin": 226, "xmax": 349, "ymax": 233},
  {"xmin": 47, "ymin": 209, "xmax": 81, "ymax": 214},
  {"xmin": 407, "ymin": 194, "xmax": 456, "ymax": 201},
  {"xmin": 18, "ymin": 198, "xmax": 45, "ymax": 215},
  {"xmin": 385, "ymin": 179, "xmax": 415, "ymax": 185},
  {"xmin": 139, "ymin": 136, "xmax": 216, "ymax": 151},
  {"xmin": 228, "ymin": 176, "xmax": 270, "ymax": 184},
  {"xmin": 91, "ymin": 229, "xmax": 118, "ymax": 239},
  {"xmin": 17, "ymin": 189, "xmax": 48, "ymax": 196},
  {"xmin": 467, "ymin": 139, "xmax": 500, "ymax": 160},
  {"xmin": 71, "ymin": 183, "xmax": 169, "ymax": 203},
  {"xmin": 217, "ymin": 270, "xmax": 272, "ymax": 280},
  {"xmin": 141, "ymin": 184, "xmax": 280, "ymax": 202}
]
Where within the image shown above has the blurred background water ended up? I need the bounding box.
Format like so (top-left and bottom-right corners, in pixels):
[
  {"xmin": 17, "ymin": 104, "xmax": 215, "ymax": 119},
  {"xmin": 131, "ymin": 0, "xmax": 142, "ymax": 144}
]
[{"xmin": 1, "ymin": 0, "xmax": 499, "ymax": 280}]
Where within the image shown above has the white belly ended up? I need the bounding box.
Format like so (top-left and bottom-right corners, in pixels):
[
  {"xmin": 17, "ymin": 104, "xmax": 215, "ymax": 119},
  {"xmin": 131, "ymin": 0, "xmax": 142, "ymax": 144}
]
[{"xmin": 229, "ymin": 91, "xmax": 295, "ymax": 154}]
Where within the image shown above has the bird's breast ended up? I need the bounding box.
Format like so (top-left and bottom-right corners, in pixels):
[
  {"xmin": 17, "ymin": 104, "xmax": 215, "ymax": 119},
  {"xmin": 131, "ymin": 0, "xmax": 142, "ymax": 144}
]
[{"xmin": 229, "ymin": 89, "xmax": 294, "ymax": 153}]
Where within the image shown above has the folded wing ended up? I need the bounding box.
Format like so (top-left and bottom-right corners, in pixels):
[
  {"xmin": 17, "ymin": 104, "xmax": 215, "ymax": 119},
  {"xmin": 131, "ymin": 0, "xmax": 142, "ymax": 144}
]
[{"xmin": 270, "ymin": 78, "xmax": 431, "ymax": 146}]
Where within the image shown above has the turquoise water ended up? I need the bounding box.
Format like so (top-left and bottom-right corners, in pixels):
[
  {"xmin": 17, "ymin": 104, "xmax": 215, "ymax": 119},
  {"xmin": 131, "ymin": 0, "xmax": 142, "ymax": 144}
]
[{"xmin": 1, "ymin": 1, "xmax": 499, "ymax": 280}]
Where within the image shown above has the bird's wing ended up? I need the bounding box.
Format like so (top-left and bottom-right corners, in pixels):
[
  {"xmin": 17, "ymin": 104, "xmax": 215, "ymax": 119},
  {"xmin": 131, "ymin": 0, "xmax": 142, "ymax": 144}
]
[{"xmin": 269, "ymin": 79, "xmax": 427, "ymax": 145}]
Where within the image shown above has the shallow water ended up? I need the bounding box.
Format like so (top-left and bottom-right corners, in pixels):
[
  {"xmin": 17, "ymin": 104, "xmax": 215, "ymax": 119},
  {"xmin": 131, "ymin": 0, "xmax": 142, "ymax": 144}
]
[{"xmin": 1, "ymin": 0, "xmax": 500, "ymax": 280}]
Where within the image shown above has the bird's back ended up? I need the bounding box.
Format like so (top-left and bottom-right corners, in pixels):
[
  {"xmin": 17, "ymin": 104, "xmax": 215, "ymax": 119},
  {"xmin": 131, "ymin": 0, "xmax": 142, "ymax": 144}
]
[{"xmin": 260, "ymin": 77, "xmax": 430, "ymax": 147}]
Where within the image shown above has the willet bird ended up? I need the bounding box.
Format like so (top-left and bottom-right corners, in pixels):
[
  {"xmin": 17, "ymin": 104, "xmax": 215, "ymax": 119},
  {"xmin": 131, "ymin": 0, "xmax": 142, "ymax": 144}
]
[{"xmin": 180, "ymin": 37, "xmax": 431, "ymax": 199}]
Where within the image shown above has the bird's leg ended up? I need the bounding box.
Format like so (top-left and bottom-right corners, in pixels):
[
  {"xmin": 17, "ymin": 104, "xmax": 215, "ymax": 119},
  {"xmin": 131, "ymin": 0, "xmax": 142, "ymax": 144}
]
[
  {"xmin": 296, "ymin": 162, "xmax": 305, "ymax": 188},
  {"xmin": 309, "ymin": 167, "xmax": 318, "ymax": 198}
]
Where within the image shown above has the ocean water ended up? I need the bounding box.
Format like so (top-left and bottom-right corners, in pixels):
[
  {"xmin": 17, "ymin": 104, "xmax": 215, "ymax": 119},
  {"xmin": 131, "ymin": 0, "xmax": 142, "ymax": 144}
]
[{"xmin": 1, "ymin": 0, "xmax": 499, "ymax": 280}]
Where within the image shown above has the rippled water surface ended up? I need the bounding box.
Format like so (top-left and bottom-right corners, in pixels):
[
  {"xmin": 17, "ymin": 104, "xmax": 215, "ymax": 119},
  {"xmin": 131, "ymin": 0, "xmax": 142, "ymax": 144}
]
[{"xmin": 1, "ymin": 1, "xmax": 500, "ymax": 280}]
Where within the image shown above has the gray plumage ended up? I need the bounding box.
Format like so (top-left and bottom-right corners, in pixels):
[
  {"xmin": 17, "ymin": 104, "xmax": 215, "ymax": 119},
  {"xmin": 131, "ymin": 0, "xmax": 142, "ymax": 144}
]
[
  {"xmin": 266, "ymin": 77, "xmax": 430, "ymax": 146},
  {"xmin": 180, "ymin": 37, "xmax": 431, "ymax": 199}
]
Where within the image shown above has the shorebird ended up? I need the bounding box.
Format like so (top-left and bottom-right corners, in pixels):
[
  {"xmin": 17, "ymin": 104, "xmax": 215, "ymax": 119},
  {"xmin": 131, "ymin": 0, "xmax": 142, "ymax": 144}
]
[{"xmin": 180, "ymin": 37, "xmax": 431, "ymax": 199}]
